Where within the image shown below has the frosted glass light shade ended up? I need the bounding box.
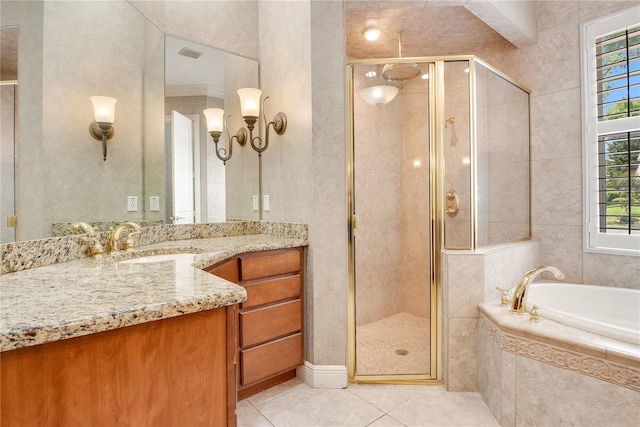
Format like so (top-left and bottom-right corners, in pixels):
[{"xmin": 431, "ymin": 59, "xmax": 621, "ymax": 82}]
[
  {"xmin": 363, "ymin": 27, "xmax": 381, "ymax": 41},
  {"xmin": 359, "ymin": 85, "xmax": 399, "ymax": 105},
  {"xmin": 90, "ymin": 96, "xmax": 116, "ymax": 123},
  {"xmin": 237, "ymin": 88, "xmax": 262, "ymax": 117},
  {"xmin": 203, "ymin": 108, "xmax": 224, "ymax": 133}
]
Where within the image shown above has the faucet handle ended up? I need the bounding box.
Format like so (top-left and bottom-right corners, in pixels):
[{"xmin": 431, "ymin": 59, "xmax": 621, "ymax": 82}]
[
  {"xmin": 496, "ymin": 287, "xmax": 511, "ymax": 306},
  {"xmin": 81, "ymin": 236, "xmax": 105, "ymax": 256},
  {"xmin": 529, "ymin": 304, "xmax": 541, "ymax": 322},
  {"xmin": 123, "ymin": 231, "xmax": 141, "ymax": 251}
]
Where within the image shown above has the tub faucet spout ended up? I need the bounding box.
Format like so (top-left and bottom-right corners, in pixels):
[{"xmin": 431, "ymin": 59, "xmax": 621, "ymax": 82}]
[{"xmin": 510, "ymin": 266, "xmax": 565, "ymax": 314}]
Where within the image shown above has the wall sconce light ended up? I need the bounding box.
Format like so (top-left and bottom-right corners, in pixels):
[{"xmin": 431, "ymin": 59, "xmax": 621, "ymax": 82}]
[
  {"xmin": 203, "ymin": 107, "xmax": 247, "ymax": 165},
  {"xmin": 237, "ymin": 88, "xmax": 287, "ymax": 157},
  {"xmin": 89, "ymin": 96, "xmax": 116, "ymax": 161}
]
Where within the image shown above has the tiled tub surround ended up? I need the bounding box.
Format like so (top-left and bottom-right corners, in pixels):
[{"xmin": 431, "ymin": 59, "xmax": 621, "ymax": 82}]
[
  {"xmin": 478, "ymin": 304, "xmax": 640, "ymax": 426},
  {"xmin": 1, "ymin": 223, "xmax": 308, "ymax": 352}
]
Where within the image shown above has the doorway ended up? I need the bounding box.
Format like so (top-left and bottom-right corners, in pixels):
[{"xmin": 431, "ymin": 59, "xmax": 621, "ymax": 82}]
[
  {"xmin": 348, "ymin": 61, "xmax": 437, "ymax": 382},
  {"xmin": 165, "ymin": 111, "xmax": 201, "ymax": 224}
]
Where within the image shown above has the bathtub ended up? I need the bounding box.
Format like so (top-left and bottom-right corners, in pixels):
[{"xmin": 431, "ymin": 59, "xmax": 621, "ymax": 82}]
[{"xmin": 526, "ymin": 282, "xmax": 640, "ymax": 345}]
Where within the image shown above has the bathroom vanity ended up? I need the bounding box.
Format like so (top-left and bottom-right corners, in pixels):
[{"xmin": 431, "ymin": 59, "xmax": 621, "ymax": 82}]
[
  {"xmin": 206, "ymin": 247, "xmax": 304, "ymax": 399},
  {"xmin": 0, "ymin": 227, "xmax": 307, "ymax": 427}
]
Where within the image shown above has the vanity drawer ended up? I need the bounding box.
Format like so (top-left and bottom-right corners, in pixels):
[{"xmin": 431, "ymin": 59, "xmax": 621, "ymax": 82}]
[
  {"xmin": 240, "ymin": 299, "xmax": 302, "ymax": 348},
  {"xmin": 240, "ymin": 333, "xmax": 303, "ymax": 386},
  {"xmin": 242, "ymin": 275, "xmax": 301, "ymax": 309},
  {"xmin": 239, "ymin": 249, "xmax": 301, "ymax": 281}
]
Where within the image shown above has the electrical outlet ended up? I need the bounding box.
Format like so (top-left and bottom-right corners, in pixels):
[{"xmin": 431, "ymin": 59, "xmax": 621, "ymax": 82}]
[
  {"xmin": 263, "ymin": 195, "xmax": 270, "ymax": 211},
  {"xmin": 127, "ymin": 196, "xmax": 138, "ymax": 212},
  {"xmin": 149, "ymin": 196, "xmax": 160, "ymax": 211},
  {"xmin": 252, "ymin": 195, "xmax": 259, "ymax": 211}
]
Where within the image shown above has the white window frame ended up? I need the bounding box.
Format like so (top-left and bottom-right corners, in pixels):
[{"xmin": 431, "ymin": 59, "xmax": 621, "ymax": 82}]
[{"xmin": 581, "ymin": 6, "xmax": 640, "ymax": 256}]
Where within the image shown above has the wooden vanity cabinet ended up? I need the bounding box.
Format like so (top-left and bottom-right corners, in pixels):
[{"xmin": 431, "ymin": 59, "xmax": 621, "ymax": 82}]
[
  {"xmin": 0, "ymin": 307, "xmax": 237, "ymax": 427},
  {"xmin": 206, "ymin": 247, "xmax": 304, "ymax": 400}
]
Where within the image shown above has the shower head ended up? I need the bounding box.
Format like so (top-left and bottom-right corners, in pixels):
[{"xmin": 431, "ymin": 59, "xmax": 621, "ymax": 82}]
[
  {"xmin": 382, "ymin": 63, "xmax": 421, "ymax": 82},
  {"xmin": 382, "ymin": 28, "xmax": 421, "ymax": 82}
]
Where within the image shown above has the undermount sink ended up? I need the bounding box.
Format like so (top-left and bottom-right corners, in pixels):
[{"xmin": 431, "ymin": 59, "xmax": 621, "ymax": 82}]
[{"xmin": 117, "ymin": 253, "xmax": 197, "ymax": 264}]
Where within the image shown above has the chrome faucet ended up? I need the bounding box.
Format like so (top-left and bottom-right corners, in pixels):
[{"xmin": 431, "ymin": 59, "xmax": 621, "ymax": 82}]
[
  {"xmin": 510, "ymin": 266, "xmax": 565, "ymax": 314},
  {"xmin": 109, "ymin": 222, "xmax": 142, "ymax": 253}
]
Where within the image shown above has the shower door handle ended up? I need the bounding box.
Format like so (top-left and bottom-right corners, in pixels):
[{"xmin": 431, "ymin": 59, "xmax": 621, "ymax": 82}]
[
  {"xmin": 351, "ymin": 214, "xmax": 360, "ymax": 237},
  {"xmin": 446, "ymin": 190, "xmax": 459, "ymax": 217}
]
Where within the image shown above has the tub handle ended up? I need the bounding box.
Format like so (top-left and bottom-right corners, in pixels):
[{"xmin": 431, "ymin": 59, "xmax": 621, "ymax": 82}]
[
  {"xmin": 496, "ymin": 287, "xmax": 511, "ymax": 306},
  {"xmin": 529, "ymin": 304, "xmax": 541, "ymax": 322}
]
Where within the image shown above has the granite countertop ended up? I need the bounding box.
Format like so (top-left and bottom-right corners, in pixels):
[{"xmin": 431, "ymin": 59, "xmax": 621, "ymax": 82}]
[{"xmin": 1, "ymin": 234, "xmax": 306, "ymax": 352}]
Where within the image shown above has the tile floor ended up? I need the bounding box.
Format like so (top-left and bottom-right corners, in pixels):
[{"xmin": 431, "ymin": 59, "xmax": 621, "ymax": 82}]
[
  {"xmin": 237, "ymin": 378, "xmax": 500, "ymax": 427},
  {"xmin": 356, "ymin": 312, "xmax": 430, "ymax": 375}
]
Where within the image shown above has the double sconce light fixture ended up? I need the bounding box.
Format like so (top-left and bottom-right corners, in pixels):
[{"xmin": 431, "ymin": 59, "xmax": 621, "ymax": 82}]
[
  {"xmin": 89, "ymin": 96, "xmax": 116, "ymax": 161},
  {"xmin": 204, "ymin": 88, "xmax": 287, "ymax": 164}
]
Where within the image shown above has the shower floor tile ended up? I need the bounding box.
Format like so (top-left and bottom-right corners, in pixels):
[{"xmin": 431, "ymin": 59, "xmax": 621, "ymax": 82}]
[{"xmin": 356, "ymin": 312, "xmax": 430, "ymax": 376}]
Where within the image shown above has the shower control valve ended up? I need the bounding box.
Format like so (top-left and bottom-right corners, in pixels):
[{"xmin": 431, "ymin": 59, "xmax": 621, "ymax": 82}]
[{"xmin": 445, "ymin": 189, "xmax": 459, "ymax": 217}]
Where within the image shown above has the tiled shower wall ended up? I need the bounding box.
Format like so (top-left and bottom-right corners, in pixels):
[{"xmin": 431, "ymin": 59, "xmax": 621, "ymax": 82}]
[
  {"xmin": 354, "ymin": 75, "xmax": 404, "ymax": 326},
  {"xmin": 475, "ymin": 65, "xmax": 530, "ymax": 247},
  {"xmin": 400, "ymin": 77, "xmax": 431, "ymax": 320}
]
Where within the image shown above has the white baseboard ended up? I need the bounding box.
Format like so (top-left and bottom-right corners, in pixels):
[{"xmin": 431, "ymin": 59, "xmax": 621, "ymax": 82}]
[{"xmin": 296, "ymin": 361, "xmax": 348, "ymax": 389}]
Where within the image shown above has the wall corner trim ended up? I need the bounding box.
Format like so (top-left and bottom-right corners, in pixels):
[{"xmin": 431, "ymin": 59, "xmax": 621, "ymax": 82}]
[{"xmin": 296, "ymin": 361, "xmax": 348, "ymax": 389}]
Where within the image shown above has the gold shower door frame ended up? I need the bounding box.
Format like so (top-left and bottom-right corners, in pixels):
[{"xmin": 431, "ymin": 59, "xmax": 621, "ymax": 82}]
[
  {"xmin": 347, "ymin": 58, "xmax": 445, "ymax": 385},
  {"xmin": 347, "ymin": 56, "xmax": 531, "ymax": 384}
]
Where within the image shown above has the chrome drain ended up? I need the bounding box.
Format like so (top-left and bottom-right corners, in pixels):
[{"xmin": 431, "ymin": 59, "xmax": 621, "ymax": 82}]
[{"xmin": 395, "ymin": 349, "xmax": 409, "ymax": 356}]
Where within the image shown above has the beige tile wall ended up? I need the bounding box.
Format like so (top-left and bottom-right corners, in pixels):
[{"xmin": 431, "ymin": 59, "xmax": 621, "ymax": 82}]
[
  {"xmin": 443, "ymin": 241, "xmax": 539, "ymax": 391},
  {"xmin": 504, "ymin": 0, "xmax": 640, "ymax": 288}
]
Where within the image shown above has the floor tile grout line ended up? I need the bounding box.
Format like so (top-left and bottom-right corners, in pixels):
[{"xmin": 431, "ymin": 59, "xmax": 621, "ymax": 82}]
[
  {"xmin": 244, "ymin": 397, "xmax": 276, "ymax": 427},
  {"xmin": 346, "ymin": 385, "xmax": 418, "ymax": 417},
  {"xmin": 364, "ymin": 413, "xmax": 409, "ymax": 427},
  {"xmin": 245, "ymin": 380, "xmax": 307, "ymax": 407}
]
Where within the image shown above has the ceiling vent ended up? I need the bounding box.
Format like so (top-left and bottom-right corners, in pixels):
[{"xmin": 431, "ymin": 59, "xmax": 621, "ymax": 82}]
[{"xmin": 178, "ymin": 47, "xmax": 203, "ymax": 59}]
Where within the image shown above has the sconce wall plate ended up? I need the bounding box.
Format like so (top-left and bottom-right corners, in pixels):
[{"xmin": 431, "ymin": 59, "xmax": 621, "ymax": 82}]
[{"xmin": 272, "ymin": 112, "xmax": 287, "ymax": 135}]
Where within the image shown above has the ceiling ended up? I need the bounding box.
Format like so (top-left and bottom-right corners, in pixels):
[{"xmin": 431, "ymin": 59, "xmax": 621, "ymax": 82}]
[
  {"xmin": 164, "ymin": 35, "xmax": 225, "ymax": 98},
  {"xmin": 345, "ymin": 2, "xmax": 513, "ymax": 59}
]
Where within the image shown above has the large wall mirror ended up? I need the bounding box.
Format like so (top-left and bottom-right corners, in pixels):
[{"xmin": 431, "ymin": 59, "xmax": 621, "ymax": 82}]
[{"xmin": 0, "ymin": 1, "xmax": 258, "ymax": 243}]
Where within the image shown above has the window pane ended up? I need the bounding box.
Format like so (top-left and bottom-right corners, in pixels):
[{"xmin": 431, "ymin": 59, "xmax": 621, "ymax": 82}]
[
  {"xmin": 598, "ymin": 131, "xmax": 640, "ymax": 234},
  {"xmin": 596, "ymin": 27, "xmax": 639, "ymax": 121}
]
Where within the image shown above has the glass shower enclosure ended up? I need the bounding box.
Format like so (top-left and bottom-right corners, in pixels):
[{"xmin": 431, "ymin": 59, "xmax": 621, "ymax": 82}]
[{"xmin": 347, "ymin": 57, "xmax": 531, "ymax": 383}]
